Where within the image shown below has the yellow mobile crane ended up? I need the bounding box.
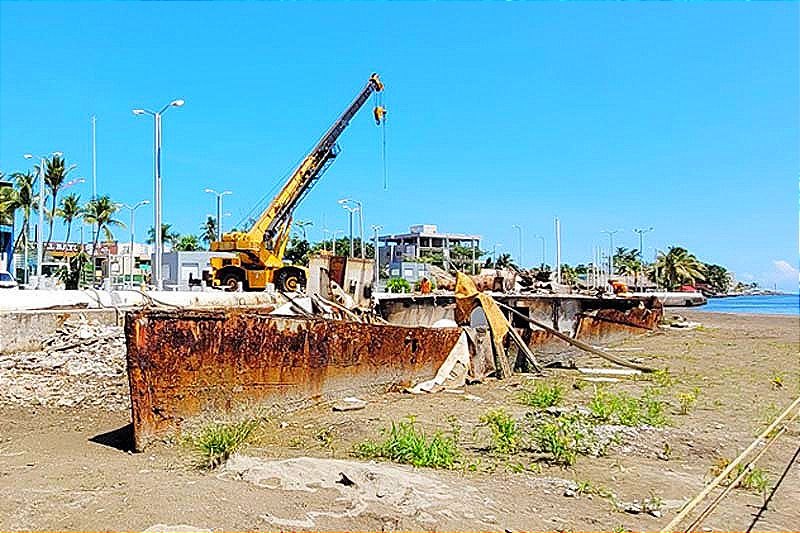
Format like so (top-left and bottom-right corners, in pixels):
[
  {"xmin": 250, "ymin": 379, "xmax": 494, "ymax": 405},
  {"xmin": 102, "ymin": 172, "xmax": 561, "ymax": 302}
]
[{"xmin": 209, "ymin": 73, "xmax": 385, "ymax": 292}]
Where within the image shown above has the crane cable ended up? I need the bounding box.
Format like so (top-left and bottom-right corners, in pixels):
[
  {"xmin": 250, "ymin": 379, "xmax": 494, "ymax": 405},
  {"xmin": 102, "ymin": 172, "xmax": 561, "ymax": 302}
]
[{"xmin": 374, "ymin": 91, "xmax": 389, "ymax": 190}]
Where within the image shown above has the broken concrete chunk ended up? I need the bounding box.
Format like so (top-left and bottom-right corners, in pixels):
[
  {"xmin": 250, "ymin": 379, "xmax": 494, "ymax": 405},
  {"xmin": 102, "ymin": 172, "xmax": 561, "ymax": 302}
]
[{"xmin": 332, "ymin": 397, "xmax": 368, "ymax": 411}]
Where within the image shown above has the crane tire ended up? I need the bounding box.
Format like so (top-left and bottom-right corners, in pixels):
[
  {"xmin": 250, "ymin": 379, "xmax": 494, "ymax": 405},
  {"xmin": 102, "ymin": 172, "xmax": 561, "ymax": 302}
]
[
  {"xmin": 221, "ymin": 273, "xmax": 242, "ymax": 292},
  {"xmin": 276, "ymin": 269, "xmax": 304, "ymax": 293}
]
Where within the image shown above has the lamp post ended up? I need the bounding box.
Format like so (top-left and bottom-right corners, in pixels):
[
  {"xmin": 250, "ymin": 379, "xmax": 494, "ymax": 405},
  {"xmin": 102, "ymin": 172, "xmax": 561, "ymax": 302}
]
[
  {"xmin": 133, "ymin": 99, "xmax": 184, "ymax": 290},
  {"xmin": 555, "ymin": 217, "xmax": 562, "ymax": 284},
  {"xmin": 116, "ymin": 200, "xmax": 150, "ymax": 288},
  {"xmin": 338, "ymin": 198, "xmax": 364, "ymax": 258},
  {"xmin": 204, "ymin": 188, "xmax": 232, "ymax": 241},
  {"xmin": 371, "ymin": 224, "xmax": 383, "ymax": 292},
  {"xmin": 493, "ymin": 243, "xmax": 502, "ymax": 266},
  {"xmin": 601, "ymin": 229, "xmax": 620, "ymax": 276},
  {"xmin": 534, "ymin": 235, "xmax": 546, "ymax": 268},
  {"xmin": 338, "ymin": 199, "xmax": 359, "ymax": 257},
  {"xmin": 512, "ymin": 224, "xmax": 523, "ymax": 268},
  {"xmin": 633, "ymin": 227, "xmax": 654, "ymax": 261},
  {"xmin": 23, "ymin": 151, "xmax": 63, "ymax": 288}
]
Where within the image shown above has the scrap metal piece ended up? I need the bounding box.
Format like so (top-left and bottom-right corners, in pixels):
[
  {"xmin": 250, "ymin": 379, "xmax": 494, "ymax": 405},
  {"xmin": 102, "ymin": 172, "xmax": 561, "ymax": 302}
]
[{"xmin": 125, "ymin": 308, "xmax": 463, "ymax": 450}]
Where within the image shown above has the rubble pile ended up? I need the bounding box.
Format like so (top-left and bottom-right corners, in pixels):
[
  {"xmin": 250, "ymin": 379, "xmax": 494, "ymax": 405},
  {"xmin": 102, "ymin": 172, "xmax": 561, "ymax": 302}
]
[{"xmin": 0, "ymin": 317, "xmax": 129, "ymax": 410}]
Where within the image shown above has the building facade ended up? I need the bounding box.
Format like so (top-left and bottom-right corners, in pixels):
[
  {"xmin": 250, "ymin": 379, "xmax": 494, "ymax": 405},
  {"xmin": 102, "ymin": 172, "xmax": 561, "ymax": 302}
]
[
  {"xmin": 0, "ymin": 179, "xmax": 13, "ymax": 274},
  {"xmin": 379, "ymin": 224, "xmax": 482, "ymax": 275}
]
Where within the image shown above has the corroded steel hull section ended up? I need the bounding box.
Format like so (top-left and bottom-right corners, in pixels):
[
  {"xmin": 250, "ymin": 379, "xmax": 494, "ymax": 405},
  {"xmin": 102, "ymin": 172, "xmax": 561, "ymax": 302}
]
[{"xmin": 125, "ymin": 309, "xmax": 463, "ymax": 450}]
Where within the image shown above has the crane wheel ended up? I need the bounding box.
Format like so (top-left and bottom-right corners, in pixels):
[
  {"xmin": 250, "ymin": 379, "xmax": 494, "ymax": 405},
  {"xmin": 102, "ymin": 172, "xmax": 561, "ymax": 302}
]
[
  {"xmin": 276, "ymin": 269, "xmax": 304, "ymax": 293},
  {"xmin": 221, "ymin": 273, "xmax": 242, "ymax": 292}
]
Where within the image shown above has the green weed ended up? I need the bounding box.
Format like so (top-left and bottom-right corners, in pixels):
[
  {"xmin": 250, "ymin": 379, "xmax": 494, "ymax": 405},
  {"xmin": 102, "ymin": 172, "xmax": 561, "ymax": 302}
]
[
  {"xmin": 677, "ymin": 388, "xmax": 700, "ymax": 415},
  {"xmin": 588, "ymin": 386, "xmax": 668, "ymax": 427},
  {"xmin": 188, "ymin": 418, "xmax": 259, "ymax": 469},
  {"xmin": 518, "ymin": 381, "xmax": 565, "ymax": 409},
  {"xmin": 531, "ymin": 413, "xmax": 595, "ymax": 466},
  {"xmin": 353, "ymin": 416, "xmax": 460, "ymax": 469},
  {"xmin": 478, "ymin": 408, "xmax": 520, "ymax": 454}
]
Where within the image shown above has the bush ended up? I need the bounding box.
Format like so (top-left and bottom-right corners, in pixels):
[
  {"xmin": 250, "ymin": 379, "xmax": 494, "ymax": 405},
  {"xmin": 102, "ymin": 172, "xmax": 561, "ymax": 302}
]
[
  {"xmin": 189, "ymin": 419, "xmax": 259, "ymax": 469},
  {"xmin": 386, "ymin": 277, "xmax": 411, "ymax": 293},
  {"xmin": 518, "ymin": 381, "xmax": 564, "ymax": 409},
  {"xmin": 353, "ymin": 416, "xmax": 459, "ymax": 469},
  {"xmin": 478, "ymin": 409, "xmax": 520, "ymax": 454}
]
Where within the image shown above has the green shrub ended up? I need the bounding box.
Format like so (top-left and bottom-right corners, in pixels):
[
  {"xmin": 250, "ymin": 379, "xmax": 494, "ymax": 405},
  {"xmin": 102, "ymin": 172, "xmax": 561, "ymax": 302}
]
[
  {"xmin": 518, "ymin": 381, "xmax": 564, "ymax": 409},
  {"xmin": 353, "ymin": 416, "xmax": 459, "ymax": 469},
  {"xmin": 531, "ymin": 413, "xmax": 594, "ymax": 466},
  {"xmin": 478, "ymin": 409, "xmax": 520, "ymax": 454},
  {"xmin": 386, "ymin": 277, "xmax": 411, "ymax": 293},
  {"xmin": 588, "ymin": 386, "xmax": 668, "ymax": 427},
  {"xmin": 189, "ymin": 419, "xmax": 259, "ymax": 469}
]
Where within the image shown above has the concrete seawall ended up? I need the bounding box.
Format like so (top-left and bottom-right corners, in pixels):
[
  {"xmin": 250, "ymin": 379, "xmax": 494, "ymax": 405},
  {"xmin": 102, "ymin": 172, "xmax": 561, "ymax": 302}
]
[{"xmin": 0, "ymin": 309, "xmax": 120, "ymax": 354}]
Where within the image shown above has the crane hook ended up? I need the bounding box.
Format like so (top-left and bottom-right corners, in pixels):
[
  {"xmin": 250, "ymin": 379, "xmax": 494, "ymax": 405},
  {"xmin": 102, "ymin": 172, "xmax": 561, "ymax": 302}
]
[{"xmin": 373, "ymin": 106, "xmax": 386, "ymax": 125}]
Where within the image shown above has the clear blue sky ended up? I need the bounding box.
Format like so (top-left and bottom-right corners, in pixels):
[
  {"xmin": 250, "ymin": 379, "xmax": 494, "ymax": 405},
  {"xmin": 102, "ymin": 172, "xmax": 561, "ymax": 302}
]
[{"xmin": 1, "ymin": 2, "xmax": 797, "ymax": 290}]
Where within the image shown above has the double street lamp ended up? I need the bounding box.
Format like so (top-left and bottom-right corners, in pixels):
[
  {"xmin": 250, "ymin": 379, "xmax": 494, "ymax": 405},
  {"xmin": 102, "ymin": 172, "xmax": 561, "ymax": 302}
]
[
  {"xmin": 132, "ymin": 99, "xmax": 184, "ymax": 290},
  {"xmin": 338, "ymin": 198, "xmax": 364, "ymax": 258},
  {"xmin": 116, "ymin": 200, "xmax": 150, "ymax": 288},
  {"xmin": 23, "ymin": 151, "xmax": 64, "ymax": 288},
  {"xmin": 204, "ymin": 188, "xmax": 232, "ymax": 241}
]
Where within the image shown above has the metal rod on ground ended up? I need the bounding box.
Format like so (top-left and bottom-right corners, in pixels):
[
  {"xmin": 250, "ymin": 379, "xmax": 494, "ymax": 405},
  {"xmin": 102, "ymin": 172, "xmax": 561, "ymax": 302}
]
[
  {"xmin": 494, "ymin": 300, "xmax": 656, "ymax": 373},
  {"xmin": 684, "ymin": 407, "xmax": 800, "ymax": 532},
  {"xmin": 660, "ymin": 395, "xmax": 800, "ymax": 532}
]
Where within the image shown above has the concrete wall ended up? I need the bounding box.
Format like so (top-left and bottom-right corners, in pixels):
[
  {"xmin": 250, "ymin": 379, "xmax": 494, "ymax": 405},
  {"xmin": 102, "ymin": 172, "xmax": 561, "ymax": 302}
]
[{"xmin": 0, "ymin": 308, "xmax": 119, "ymax": 354}]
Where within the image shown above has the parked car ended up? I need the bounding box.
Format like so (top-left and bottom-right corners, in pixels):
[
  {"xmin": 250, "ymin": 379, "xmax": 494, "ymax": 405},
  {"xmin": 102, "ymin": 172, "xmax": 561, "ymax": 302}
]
[{"xmin": 0, "ymin": 270, "xmax": 19, "ymax": 289}]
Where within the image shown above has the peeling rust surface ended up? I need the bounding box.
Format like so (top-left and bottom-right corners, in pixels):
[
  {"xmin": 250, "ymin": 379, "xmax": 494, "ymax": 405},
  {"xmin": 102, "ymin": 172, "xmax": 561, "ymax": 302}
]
[
  {"xmin": 574, "ymin": 298, "xmax": 663, "ymax": 344},
  {"xmin": 125, "ymin": 308, "xmax": 462, "ymax": 450}
]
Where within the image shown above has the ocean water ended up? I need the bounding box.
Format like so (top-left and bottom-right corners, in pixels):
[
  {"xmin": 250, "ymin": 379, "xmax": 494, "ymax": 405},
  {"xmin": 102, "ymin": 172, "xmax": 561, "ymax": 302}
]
[{"xmin": 697, "ymin": 294, "xmax": 800, "ymax": 316}]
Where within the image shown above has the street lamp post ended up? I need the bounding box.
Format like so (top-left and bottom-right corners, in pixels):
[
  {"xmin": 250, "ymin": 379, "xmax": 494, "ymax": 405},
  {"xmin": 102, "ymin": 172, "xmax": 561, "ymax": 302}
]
[
  {"xmin": 555, "ymin": 217, "xmax": 562, "ymax": 284},
  {"xmin": 371, "ymin": 224, "xmax": 383, "ymax": 292},
  {"xmin": 534, "ymin": 235, "xmax": 546, "ymax": 268},
  {"xmin": 116, "ymin": 200, "xmax": 150, "ymax": 288},
  {"xmin": 204, "ymin": 188, "xmax": 232, "ymax": 241},
  {"xmin": 493, "ymin": 243, "xmax": 502, "ymax": 266},
  {"xmin": 338, "ymin": 198, "xmax": 364, "ymax": 257},
  {"xmin": 133, "ymin": 99, "xmax": 184, "ymax": 290},
  {"xmin": 601, "ymin": 229, "xmax": 620, "ymax": 277},
  {"xmin": 512, "ymin": 224, "xmax": 523, "ymax": 268},
  {"xmin": 633, "ymin": 227, "xmax": 654, "ymax": 261},
  {"xmin": 23, "ymin": 151, "xmax": 63, "ymax": 288}
]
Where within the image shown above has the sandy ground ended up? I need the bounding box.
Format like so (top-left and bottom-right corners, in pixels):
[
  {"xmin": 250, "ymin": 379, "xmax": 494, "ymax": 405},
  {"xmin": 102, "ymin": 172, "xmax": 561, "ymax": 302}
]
[{"xmin": 0, "ymin": 310, "xmax": 798, "ymax": 531}]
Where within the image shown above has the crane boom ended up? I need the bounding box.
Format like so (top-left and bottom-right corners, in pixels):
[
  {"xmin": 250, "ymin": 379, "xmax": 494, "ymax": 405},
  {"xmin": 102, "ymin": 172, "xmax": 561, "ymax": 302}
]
[
  {"xmin": 249, "ymin": 73, "xmax": 384, "ymax": 245},
  {"xmin": 209, "ymin": 73, "xmax": 385, "ymax": 292}
]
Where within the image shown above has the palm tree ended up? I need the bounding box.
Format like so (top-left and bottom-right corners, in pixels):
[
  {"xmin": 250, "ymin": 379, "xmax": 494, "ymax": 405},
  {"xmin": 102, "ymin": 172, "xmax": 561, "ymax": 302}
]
[
  {"xmin": 654, "ymin": 246, "xmax": 706, "ymax": 290},
  {"xmin": 146, "ymin": 223, "xmax": 180, "ymax": 250},
  {"xmin": 0, "ymin": 171, "xmax": 38, "ymax": 254},
  {"xmin": 56, "ymin": 193, "xmax": 82, "ymax": 243},
  {"xmin": 200, "ymin": 216, "xmax": 217, "ymax": 248},
  {"xmin": 174, "ymin": 234, "xmax": 200, "ymax": 251},
  {"xmin": 40, "ymin": 155, "xmax": 76, "ymax": 247},
  {"xmin": 81, "ymin": 196, "xmax": 124, "ymax": 280}
]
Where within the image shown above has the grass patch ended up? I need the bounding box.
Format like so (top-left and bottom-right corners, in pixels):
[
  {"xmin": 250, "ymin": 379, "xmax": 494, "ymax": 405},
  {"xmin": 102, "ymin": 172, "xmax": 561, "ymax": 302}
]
[
  {"xmin": 588, "ymin": 386, "xmax": 669, "ymax": 427},
  {"xmin": 478, "ymin": 408, "xmax": 520, "ymax": 454},
  {"xmin": 710, "ymin": 457, "xmax": 771, "ymax": 496},
  {"xmin": 531, "ymin": 413, "xmax": 597, "ymax": 466},
  {"xmin": 353, "ymin": 416, "xmax": 460, "ymax": 469},
  {"xmin": 518, "ymin": 381, "xmax": 565, "ymax": 409},
  {"xmin": 188, "ymin": 419, "xmax": 259, "ymax": 469}
]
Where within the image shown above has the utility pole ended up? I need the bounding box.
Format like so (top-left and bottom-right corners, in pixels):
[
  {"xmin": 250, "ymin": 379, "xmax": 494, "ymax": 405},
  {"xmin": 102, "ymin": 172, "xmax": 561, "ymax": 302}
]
[
  {"xmin": 116, "ymin": 200, "xmax": 150, "ymax": 288},
  {"xmin": 91, "ymin": 116, "xmax": 97, "ymax": 199},
  {"xmin": 371, "ymin": 224, "xmax": 383, "ymax": 292},
  {"xmin": 512, "ymin": 224, "xmax": 523, "ymax": 267},
  {"xmin": 555, "ymin": 217, "xmax": 561, "ymax": 284},
  {"xmin": 601, "ymin": 229, "xmax": 620, "ymax": 277},
  {"xmin": 204, "ymin": 188, "xmax": 232, "ymax": 241}
]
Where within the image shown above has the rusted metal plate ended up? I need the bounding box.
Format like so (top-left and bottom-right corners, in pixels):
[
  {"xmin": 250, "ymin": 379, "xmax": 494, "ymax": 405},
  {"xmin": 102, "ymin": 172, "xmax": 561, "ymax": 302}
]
[
  {"xmin": 125, "ymin": 308, "xmax": 462, "ymax": 450},
  {"xmin": 575, "ymin": 298, "xmax": 663, "ymax": 344}
]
